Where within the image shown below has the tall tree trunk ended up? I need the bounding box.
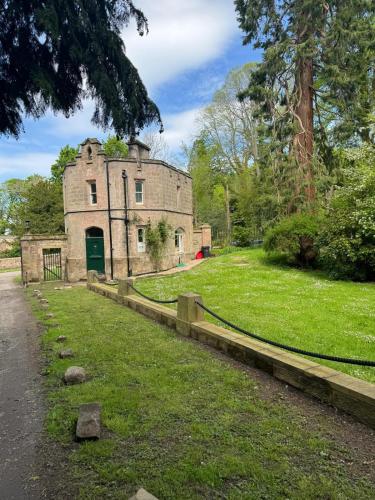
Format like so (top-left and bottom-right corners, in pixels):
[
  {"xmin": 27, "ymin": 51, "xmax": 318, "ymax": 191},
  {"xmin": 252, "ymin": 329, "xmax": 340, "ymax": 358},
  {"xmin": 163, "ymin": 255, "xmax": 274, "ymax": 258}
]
[
  {"xmin": 224, "ymin": 180, "xmax": 231, "ymax": 244},
  {"xmin": 293, "ymin": 56, "xmax": 316, "ymax": 205}
]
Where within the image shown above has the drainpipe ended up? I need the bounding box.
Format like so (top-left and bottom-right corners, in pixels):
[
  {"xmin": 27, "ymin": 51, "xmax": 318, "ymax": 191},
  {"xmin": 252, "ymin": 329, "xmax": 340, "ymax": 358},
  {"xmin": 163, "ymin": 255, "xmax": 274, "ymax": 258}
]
[
  {"xmin": 105, "ymin": 159, "xmax": 114, "ymax": 280},
  {"xmin": 122, "ymin": 170, "xmax": 132, "ymax": 277}
]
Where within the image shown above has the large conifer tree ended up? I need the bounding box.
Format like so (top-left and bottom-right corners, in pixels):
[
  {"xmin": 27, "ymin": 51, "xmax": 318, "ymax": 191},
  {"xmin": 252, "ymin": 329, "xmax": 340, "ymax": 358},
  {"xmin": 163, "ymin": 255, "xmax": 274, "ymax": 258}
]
[
  {"xmin": 0, "ymin": 1, "xmax": 161, "ymax": 137},
  {"xmin": 235, "ymin": 0, "xmax": 374, "ymax": 206}
]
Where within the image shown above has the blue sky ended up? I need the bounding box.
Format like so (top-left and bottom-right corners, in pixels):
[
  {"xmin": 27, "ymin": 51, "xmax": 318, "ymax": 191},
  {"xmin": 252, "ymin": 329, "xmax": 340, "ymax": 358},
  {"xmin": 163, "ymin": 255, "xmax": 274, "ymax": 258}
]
[{"xmin": 0, "ymin": 0, "xmax": 261, "ymax": 182}]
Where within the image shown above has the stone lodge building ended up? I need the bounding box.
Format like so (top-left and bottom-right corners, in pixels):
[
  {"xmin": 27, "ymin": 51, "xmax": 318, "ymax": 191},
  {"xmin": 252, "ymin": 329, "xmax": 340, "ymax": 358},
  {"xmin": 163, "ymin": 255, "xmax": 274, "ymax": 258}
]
[{"xmin": 21, "ymin": 138, "xmax": 211, "ymax": 283}]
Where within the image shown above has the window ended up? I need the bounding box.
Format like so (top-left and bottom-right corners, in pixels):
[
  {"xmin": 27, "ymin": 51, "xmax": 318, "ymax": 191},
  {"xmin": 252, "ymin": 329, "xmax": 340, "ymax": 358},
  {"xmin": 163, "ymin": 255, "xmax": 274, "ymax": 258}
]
[
  {"xmin": 177, "ymin": 185, "xmax": 181, "ymax": 207},
  {"xmin": 87, "ymin": 146, "xmax": 92, "ymax": 160},
  {"xmin": 175, "ymin": 228, "xmax": 184, "ymax": 253},
  {"xmin": 89, "ymin": 182, "xmax": 97, "ymax": 204},
  {"xmin": 137, "ymin": 227, "xmax": 145, "ymax": 252},
  {"xmin": 135, "ymin": 180, "xmax": 144, "ymax": 204}
]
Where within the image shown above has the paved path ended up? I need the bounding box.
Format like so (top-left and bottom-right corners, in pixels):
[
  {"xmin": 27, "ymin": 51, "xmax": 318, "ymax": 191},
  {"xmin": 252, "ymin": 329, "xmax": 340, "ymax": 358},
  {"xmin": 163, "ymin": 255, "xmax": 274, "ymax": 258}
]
[{"xmin": 0, "ymin": 272, "xmax": 43, "ymax": 499}]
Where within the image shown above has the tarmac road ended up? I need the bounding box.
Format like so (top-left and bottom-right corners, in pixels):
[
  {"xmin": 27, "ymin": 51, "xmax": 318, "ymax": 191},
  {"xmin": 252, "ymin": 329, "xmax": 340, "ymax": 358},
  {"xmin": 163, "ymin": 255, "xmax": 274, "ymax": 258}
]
[{"xmin": 0, "ymin": 272, "xmax": 43, "ymax": 499}]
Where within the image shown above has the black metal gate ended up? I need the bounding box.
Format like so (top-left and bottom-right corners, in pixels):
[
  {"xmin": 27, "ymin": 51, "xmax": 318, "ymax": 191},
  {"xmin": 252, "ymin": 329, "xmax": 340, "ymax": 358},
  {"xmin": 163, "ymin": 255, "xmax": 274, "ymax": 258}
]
[{"xmin": 43, "ymin": 248, "xmax": 62, "ymax": 281}]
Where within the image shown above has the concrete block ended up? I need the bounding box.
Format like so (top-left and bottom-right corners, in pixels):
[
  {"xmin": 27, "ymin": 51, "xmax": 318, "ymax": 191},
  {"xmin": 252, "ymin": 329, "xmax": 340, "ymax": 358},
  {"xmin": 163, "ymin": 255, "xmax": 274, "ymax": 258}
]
[
  {"xmin": 76, "ymin": 403, "xmax": 101, "ymax": 440},
  {"xmin": 129, "ymin": 488, "xmax": 158, "ymax": 500}
]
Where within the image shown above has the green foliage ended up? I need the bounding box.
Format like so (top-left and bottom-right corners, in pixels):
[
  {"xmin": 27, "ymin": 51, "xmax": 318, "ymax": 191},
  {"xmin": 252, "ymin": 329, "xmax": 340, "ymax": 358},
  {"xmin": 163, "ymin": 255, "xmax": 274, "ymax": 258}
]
[
  {"xmin": 232, "ymin": 226, "xmax": 253, "ymax": 247},
  {"xmin": 9, "ymin": 177, "xmax": 64, "ymax": 236},
  {"xmin": 145, "ymin": 218, "xmax": 171, "ymax": 271},
  {"xmin": 51, "ymin": 145, "xmax": 79, "ymax": 183},
  {"xmin": 0, "ymin": 0, "xmax": 161, "ymax": 138},
  {"xmin": 264, "ymin": 213, "xmax": 322, "ymax": 267},
  {"xmin": 235, "ymin": 0, "xmax": 374, "ymax": 148},
  {"xmin": 318, "ymin": 147, "xmax": 375, "ymax": 281},
  {"xmin": 188, "ymin": 139, "xmax": 227, "ymax": 239},
  {"xmin": 102, "ymin": 135, "xmax": 129, "ymax": 158},
  {"xmin": 0, "ymin": 240, "xmax": 20, "ymax": 258}
]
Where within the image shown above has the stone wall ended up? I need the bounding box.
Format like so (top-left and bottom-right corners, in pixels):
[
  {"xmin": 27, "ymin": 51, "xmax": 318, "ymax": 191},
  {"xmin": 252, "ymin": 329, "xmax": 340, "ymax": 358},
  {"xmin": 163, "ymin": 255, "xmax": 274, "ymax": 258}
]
[
  {"xmin": 0, "ymin": 235, "xmax": 18, "ymax": 253},
  {"xmin": 20, "ymin": 234, "xmax": 68, "ymax": 283},
  {"xmin": 0, "ymin": 257, "xmax": 21, "ymax": 269},
  {"xmin": 193, "ymin": 224, "xmax": 212, "ymax": 255}
]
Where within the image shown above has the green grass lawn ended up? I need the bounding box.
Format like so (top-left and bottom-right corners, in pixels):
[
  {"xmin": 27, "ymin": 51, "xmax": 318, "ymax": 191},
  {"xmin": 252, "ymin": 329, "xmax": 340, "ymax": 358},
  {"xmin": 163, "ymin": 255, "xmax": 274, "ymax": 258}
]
[
  {"xmin": 29, "ymin": 285, "xmax": 374, "ymax": 499},
  {"xmin": 0, "ymin": 267, "xmax": 20, "ymax": 273},
  {"xmin": 136, "ymin": 248, "xmax": 375, "ymax": 382}
]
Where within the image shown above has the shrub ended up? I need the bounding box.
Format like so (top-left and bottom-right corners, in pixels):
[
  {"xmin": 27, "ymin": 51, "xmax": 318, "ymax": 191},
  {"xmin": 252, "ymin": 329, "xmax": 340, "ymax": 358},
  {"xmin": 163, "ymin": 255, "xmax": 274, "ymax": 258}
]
[
  {"xmin": 318, "ymin": 153, "xmax": 375, "ymax": 281},
  {"xmin": 232, "ymin": 226, "xmax": 253, "ymax": 247},
  {"xmin": 145, "ymin": 218, "xmax": 171, "ymax": 271},
  {"xmin": 264, "ymin": 213, "xmax": 322, "ymax": 266},
  {"xmin": 0, "ymin": 240, "xmax": 21, "ymax": 258},
  {"xmin": 102, "ymin": 135, "xmax": 128, "ymax": 158}
]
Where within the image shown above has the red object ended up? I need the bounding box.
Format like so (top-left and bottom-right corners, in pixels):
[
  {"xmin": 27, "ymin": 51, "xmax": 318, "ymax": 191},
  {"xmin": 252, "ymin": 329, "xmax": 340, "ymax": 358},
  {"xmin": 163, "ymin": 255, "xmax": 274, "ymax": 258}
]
[{"xmin": 195, "ymin": 251, "xmax": 204, "ymax": 260}]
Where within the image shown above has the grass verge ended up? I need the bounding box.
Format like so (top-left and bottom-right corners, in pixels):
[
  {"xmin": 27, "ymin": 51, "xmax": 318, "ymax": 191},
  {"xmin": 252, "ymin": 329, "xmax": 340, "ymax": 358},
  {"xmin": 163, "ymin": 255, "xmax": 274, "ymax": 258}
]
[
  {"xmin": 28, "ymin": 284, "xmax": 374, "ymax": 499},
  {"xmin": 136, "ymin": 248, "xmax": 375, "ymax": 382}
]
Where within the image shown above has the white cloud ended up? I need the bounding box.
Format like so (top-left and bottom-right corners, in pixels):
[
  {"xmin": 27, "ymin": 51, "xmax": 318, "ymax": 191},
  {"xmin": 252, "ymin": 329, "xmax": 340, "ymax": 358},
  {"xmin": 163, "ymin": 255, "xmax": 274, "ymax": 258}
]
[
  {"xmin": 162, "ymin": 107, "xmax": 202, "ymax": 150},
  {"xmin": 0, "ymin": 152, "xmax": 56, "ymax": 181},
  {"xmin": 123, "ymin": 0, "xmax": 239, "ymax": 89}
]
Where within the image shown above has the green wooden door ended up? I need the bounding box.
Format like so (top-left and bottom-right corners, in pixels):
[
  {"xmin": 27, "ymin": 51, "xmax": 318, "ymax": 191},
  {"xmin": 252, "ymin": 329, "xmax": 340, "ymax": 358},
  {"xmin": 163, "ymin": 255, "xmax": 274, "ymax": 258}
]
[{"xmin": 86, "ymin": 237, "xmax": 105, "ymax": 273}]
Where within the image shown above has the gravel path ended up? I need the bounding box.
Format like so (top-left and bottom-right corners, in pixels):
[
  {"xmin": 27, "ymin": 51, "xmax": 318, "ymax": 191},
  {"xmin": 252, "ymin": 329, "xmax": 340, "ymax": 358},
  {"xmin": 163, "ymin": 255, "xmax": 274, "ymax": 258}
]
[{"xmin": 0, "ymin": 272, "xmax": 43, "ymax": 499}]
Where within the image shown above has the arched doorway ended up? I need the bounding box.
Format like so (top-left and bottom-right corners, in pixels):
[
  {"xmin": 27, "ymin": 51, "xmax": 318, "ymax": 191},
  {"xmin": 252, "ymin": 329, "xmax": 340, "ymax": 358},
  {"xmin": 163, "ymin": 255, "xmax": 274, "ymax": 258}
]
[{"xmin": 85, "ymin": 227, "xmax": 105, "ymax": 274}]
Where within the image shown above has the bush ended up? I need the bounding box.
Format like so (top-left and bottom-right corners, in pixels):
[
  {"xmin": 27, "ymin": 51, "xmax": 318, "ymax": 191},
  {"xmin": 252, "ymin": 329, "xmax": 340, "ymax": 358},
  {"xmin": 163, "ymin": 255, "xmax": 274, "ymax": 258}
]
[
  {"xmin": 232, "ymin": 226, "xmax": 253, "ymax": 247},
  {"xmin": 264, "ymin": 213, "xmax": 322, "ymax": 266},
  {"xmin": 0, "ymin": 240, "xmax": 20, "ymax": 258},
  {"xmin": 318, "ymin": 153, "xmax": 375, "ymax": 281},
  {"xmin": 145, "ymin": 218, "xmax": 171, "ymax": 271}
]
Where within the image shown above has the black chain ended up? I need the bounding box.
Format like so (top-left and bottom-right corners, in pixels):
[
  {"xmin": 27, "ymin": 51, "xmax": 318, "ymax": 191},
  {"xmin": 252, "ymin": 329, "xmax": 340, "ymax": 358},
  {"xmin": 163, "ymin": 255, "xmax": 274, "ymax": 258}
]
[
  {"xmin": 128, "ymin": 283, "xmax": 178, "ymax": 304},
  {"xmin": 196, "ymin": 301, "xmax": 375, "ymax": 367}
]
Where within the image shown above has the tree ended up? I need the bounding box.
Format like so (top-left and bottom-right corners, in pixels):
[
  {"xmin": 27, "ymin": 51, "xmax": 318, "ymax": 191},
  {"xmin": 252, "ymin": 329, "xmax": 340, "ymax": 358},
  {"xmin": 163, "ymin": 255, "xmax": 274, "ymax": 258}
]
[
  {"xmin": 196, "ymin": 64, "xmax": 260, "ymax": 242},
  {"xmin": 141, "ymin": 127, "xmax": 176, "ymax": 163},
  {"xmin": 51, "ymin": 145, "xmax": 79, "ymax": 183},
  {"xmin": 0, "ymin": 178, "xmax": 26, "ymax": 234},
  {"xmin": 102, "ymin": 135, "xmax": 129, "ymax": 158},
  {"xmin": 0, "ymin": 1, "xmax": 162, "ymax": 138},
  {"xmin": 235, "ymin": 0, "xmax": 374, "ymax": 206},
  {"xmin": 318, "ymin": 146, "xmax": 375, "ymax": 280},
  {"xmin": 198, "ymin": 63, "xmax": 259, "ymax": 175},
  {"xmin": 9, "ymin": 177, "xmax": 64, "ymax": 236}
]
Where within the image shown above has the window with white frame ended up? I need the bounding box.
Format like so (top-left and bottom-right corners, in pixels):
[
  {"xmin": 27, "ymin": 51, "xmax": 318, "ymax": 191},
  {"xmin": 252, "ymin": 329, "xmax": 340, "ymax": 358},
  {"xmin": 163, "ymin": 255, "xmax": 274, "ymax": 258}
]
[
  {"xmin": 89, "ymin": 182, "xmax": 97, "ymax": 204},
  {"xmin": 135, "ymin": 180, "xmax": 144, "ymax": 204},
  {"xmin": 137, "ymin": 227, "xmax": 146, "ymax": 252},
  {"xmin": 175, "ymin": 228, "xmax": 184, "ymax": 253}
]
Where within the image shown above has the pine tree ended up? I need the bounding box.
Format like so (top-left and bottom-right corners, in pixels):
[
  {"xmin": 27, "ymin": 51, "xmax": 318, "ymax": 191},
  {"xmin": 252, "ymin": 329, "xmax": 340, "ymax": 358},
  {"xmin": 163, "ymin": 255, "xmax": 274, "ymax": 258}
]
[
  {"xmin": 235, "ymin": 0, "xmax": 374, "ymax": 206},
  {"xmin": 0, "ymin": 1, "xmax": 161, "ymax": 138}
]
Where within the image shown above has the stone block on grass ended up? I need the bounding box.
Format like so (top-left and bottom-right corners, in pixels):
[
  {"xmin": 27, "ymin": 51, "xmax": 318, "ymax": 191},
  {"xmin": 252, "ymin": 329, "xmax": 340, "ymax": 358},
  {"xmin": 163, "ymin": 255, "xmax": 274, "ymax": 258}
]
[
  {"xmin": 59, "ymin": 349, "xmax": 74, "ymax": 359},
  {"xmin": 76, "ymin": 403, "xmax": 101, "ymax": 440},
  {"xmin": 129, "ymin": 489, "xmax": 159, "ymax": 500},
  {"xmin": 64, "ymin": 366, "xmax": 86, "ymax": 385},
  {"xmin": 56, "ymin": 335, "xmax": 67, "ymax": 342}
]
